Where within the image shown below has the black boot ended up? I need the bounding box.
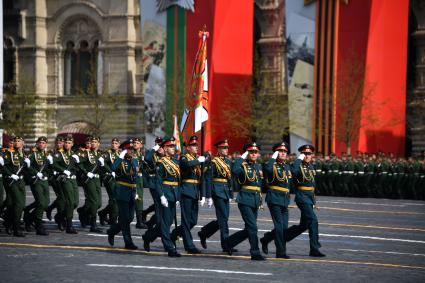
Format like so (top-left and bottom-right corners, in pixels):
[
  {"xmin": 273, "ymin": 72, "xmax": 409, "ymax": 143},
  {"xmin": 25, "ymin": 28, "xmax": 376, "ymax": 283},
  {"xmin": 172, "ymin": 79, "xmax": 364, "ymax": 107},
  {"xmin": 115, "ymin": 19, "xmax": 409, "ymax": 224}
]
[
  {"xmin": 35, "ymin": 220, "xmax": 49, "ymax": 236},
  {"xmin": 135, "ymin": 213, "xmax": 148, "ymax": 229},
  {"xmin": 77, "ymin": 207, "xmax": 87, "ymax": 228},
  {"xmin": 54, "ymin": 214, "xmax": 64, "ymax": 231},
  {"xmin": 260, "ymin": 237, "xmax": 269, "ymax": 254},
  {"xmin": 142, "ymin": 234, "xmax": 150, "ymax": 252},
  {"xmin": 89, "ymin": 217, "xmax": 103, "ymax": 233},
  {"xmin": 168, "ymin": 250, "xmax": 181, "ymax": 257},
  {"xmin": 46, "ymin": 204, "xmax": 53, "ymax": 221},
  {"xmin": 309, "ymin": 249, "xmax": 326, "ymax": 257},
  {"xmin": 66, "ymin": 218, "xmax": 78, "ymax": 234},
  {"xmin": 125, "ymin": 243, "xmax": 138, "ymax": 250},
  {"xmin": 13, "ymin": 225, "xmax": 25, "ymax": 237},
  {"xmin": 106, "ymin": 229, "xmax": 114, "ymax": 246},
  {"xmin": 198, "ymin": 231, "xmax": 207, "ymax": 249},
  {"xmin": 251, "ymin": 254, "xmax": 266, "ymax": 261},
  {"xmin": 23, "ymin": 210, "xmax": 34, "ymax": 232},
  {"xmin": 98, "ymin": 210, "xmax": 108, "ymax": 226}
]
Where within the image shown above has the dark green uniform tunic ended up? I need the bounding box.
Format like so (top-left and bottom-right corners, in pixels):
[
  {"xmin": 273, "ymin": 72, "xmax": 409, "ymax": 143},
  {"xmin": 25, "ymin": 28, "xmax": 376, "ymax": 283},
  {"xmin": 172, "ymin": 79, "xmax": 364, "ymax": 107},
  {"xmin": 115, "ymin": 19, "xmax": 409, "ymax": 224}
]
[
  {"xmin": 156, "ymin": 156, "xmax": 181, "ymax": 252},
  {"xmin": 199, "ymin": 155, "xmax": 233, "ymax": 249},
  {"xmin": 99, "ymin": 149, "xmax": 119, "ymax": 223},
  {"xmin": 261, "ymin": 157, "xmax": 292, "ymax": 256},
  {"xmin": 227, "ymin": 158, "xmax": 263, "ymax": 257},
  {"xmin": 3, "ymin": 149, "xmax": 28, "ymax": 233},
  {"xmin": 107, "ymin": 157, "xmax": 139, "ymax": 246},
  {"xmin": 26, "ymin": 149, "xmax": 50, "ymax": 224},
  {"xmin": 171, "ymin": 153, "xmax": 203, "ymax": 251},
  {"xmin": 285, "ymin": 158, "xmax": 322, "ymax": 252}
]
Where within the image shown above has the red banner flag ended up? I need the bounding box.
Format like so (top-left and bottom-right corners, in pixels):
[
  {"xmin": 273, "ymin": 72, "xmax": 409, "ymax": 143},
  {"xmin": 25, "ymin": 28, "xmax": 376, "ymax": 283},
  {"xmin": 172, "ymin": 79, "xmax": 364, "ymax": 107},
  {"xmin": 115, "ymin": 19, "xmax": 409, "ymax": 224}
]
[{"xmin": 180, "ymin": 28, "xmax": 209, "ymax": 142}]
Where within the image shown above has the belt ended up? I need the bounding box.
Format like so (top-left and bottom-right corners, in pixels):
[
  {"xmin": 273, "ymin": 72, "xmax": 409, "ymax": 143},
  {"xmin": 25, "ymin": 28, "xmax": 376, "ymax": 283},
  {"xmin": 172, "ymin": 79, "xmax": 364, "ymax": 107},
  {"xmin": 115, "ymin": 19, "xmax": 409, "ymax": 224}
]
[
  {"xmin": 93, "ymin": 174, "xmax": 100, "ymax": 178},
  {"xmin": 332, "ymin": 170, "xmax": 339, "ymax": 173},
  {"xmin": 381, "ymin": 172, "xmax": 388, "ymax": 174},
  {"xmin": 116, "ymin": 181, "xmax": 137, "ymax": 188},
  {"xmin": 67, "ymin": 175, "xmax": 77, "ymax": 179},
  {"xmin": 163, "ymin": 181, "xmax": 179, "ymax": 186},
  {"xmin": 269, "ymin": 186, "xmax": 289, "ymax": 193},
  {"xmin": 149, "ymin": 174, "xmax": 156, "ymax": 177},
  {"xmin": 316, "ymin": 169, "xmax": 322, "ymax": 172},
  {"xmin": 347, "ymin": 171, "xmax": 354, "ymax": 174},
  {"xmin": 298, "ymin": 186, "xmax": 315, "ymax": 191},
  {"xmin": 182, "ymin": 179, "xmax": 200, "ymax": 184},
  {"xmin": 212, "ymin": 178, "xmax": 227, "ymax": 183},
  {"xmin": 242, "ymin": 185, "xmax": 261, "ymax": 192}
]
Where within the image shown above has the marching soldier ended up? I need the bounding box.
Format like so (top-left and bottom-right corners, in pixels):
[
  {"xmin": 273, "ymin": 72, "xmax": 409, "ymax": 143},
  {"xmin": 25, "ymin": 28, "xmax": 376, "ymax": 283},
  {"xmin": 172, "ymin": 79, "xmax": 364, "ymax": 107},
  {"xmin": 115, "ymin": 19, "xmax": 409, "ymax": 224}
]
[
  {"xmin": 225, "ymin": 142, "xmax": 265, "ymax": 261},
  {"xmin": 24, "ymin": 137, "xmax": 52, "ymax": 235},
  {"xmin": 3, "ymin": 136, "xmax": 31, "ymax": 237},
  {"xmin": 153, "ymin": 136, "xmax": 182, "ymax": 257},
  {"xmin": 106, "ymin": 148, "xmax": 139, "ymax": 250},
  {"xmin": 260, "ymin": 142, "xmax": 292, "ymax": 258},
  {"xmin": 53, "ymin": 135, "xmax": 80, "ymax": 234},
  {"xmin": 132, "ymin": 138, "xmax": 148, "ymax": 229},
  {"xmin": 198, "ymin": 139, "xmax": 235, "ymax": 252},
  {"xmin": 171, "ymin": 135, "xmax": 205, "ymax": 254},
  {"xmin": 284, "ymin": 144, "xmax": 325, "ymax": 257},
  {"xmin": 0, "ymin": 151, "xmax": 5, "ymax": 223},
  {"xmin": 46, "ymin": 136, "xmax": 65, "ymax": 225},
  {"xmin": 76, "ymin": 136, "xmax": 92, "ymax": 228},
  {"xmin": 98, "ymin": 138, "xmax": 121, "ymax": 226},
  {"xmin": 141, "ymin": 137, "xmax": 164, "ymax": 228},
  {"xmin": 77, "ymin": 136, "xmax": 105, "ymax": 233}
]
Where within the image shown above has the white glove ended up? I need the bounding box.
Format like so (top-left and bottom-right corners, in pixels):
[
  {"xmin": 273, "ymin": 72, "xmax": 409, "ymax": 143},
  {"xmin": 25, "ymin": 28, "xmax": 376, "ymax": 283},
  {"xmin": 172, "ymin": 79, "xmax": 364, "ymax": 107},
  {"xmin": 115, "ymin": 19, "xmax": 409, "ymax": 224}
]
[
  {"xmin": 197, "ymin": 156, "xmax": 206, "ymax": 163},
  {"xmin": 207, "ymin": 198, "xmax": 213, "ymax": 208},
  {"xmin": 272, "ymin": 151, "xmax": 279, "ymax": 159},
  {"xmin": 36, "ymin": 172, "xmax": 43, "ymax": 179},
  {"xmin": 72, "ymin": 154, "xmax": 80, "ymax": 163},
  {"xmin": 63, "ymin": 170, "xmax": 71, "ymax": 176},
  {"xmin": 47, "ymin": 155, "xmax": 53, "ymax": 165},
  {"xmin": 119, "ymin": 150, "xmax": 127, "ymax": 159},
  {"xmin": 135, "ymin": 193, "xmax": 140, "ymax": 200},
  {"xmin": 0, "ymin": 156, "xmax": 4, "ymax": 166},
  {"xmin": 87, "ymin": 172, "xmax": 94, "ymax": 179},
  {"xmin": 24, "ymin": 158, "xmax": 31, "ymax": 167},
  {"xmin": 153, "ymin": 145, "xmax": 160, "ymax": 152},
  {"xmin": 98, "ymin": 157, "xmax": 105, "ymax": 166},
  {"xmin": 11, "ymin": 174, "xmax": 19, "ymax": 181},
  {"xmin": 160, "ymin": 195, "xmax": 168, "ymax": 207},
  {"xmin": 229, "ymin": 198, "xmax": 233, "ymax": 203},
  {"xmin": 298, "ymin": 153, "xmax": 306, "ymax": 160},
  {"xmin": 241, "ymin": 151, "xmax": 248, "ymax": 159},
  {"xmin": 199, "ymin": 197, "xmax": 206, "ymax": 207},
  {"xmin": 176, "ymin": 201, "xmax": 180, "ymax": 207},
  {"xmin": 111, "ymin": 172, "xmax": 116, "ymax": 178}
]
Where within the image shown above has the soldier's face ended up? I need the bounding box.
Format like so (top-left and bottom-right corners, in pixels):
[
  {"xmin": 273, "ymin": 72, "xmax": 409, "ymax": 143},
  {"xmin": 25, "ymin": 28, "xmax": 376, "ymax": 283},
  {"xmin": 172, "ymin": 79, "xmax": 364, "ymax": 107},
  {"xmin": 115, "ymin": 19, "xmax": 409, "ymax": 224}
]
[
  {"xmin": 248, "ymin": 150, "xmax": 259, "ymax": 162},
  {"xmin": 91, "ymin": 140, "xmax": 100, "ymax": 150},
  {"xmin": 14, "ymin": 139, "xmax": 24, "ymax": 149},
  {"xmin": 133, "ymin": 141, "xmax": 142, "ymax": 150},
  {"xmin": 278, "ymin": 149, "xmax": 288, "ymax": 160},
  {"xmin": 37, "ymin": 141, "xmax": 47, "ymax": 150},
  {"xmin": 188, "ymin": 145, "xmax": 198, "ymax": 155},
  {"xmin": 111, "ymin": 141, "xmax": 120, "ymax": 150},
  {"xmin": 64, "ymin": 141, "xmax": 73, "ymax": 150},
  {"xmin": 85, "ymin": 141, "xmax": 91, "ymax": 148},
  {"xmin": 165, "ymin": 145, "xmax": 176, "ymax": 156},
  {"xmin": 157, "ymin": 147, "xmax": 165, "ymax": 155},
  {"xmin": 303, "ymin": 150, "xmax": 314, "ymax": 163},
  {"xmin": 217, "ymin": 147, "xmax": 228, "ymax": 156},
  {"xmin": 56, "ymin": 141, "xmax": 64, "ymax": 148}
]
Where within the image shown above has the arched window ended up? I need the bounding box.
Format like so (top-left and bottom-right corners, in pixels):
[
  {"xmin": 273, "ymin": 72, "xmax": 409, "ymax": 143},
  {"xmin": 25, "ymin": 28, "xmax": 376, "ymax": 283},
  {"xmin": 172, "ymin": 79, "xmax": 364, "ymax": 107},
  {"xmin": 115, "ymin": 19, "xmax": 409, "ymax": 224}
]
[
  {"xmin": 61, "ymin": 17, "xmax": 101, "ymax": 96},
  {"xmin": 4, "ymin": 37, "xmax": 16, "ymax": 93}
]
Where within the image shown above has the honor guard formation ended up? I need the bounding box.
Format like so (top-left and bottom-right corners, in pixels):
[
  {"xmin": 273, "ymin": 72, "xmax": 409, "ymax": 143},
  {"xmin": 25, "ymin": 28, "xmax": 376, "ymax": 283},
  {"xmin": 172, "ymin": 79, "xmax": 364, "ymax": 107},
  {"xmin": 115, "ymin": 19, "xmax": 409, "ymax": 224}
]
[{"xmin": 0, "ymin": 135, "xmax": 424, "ymax": 261}]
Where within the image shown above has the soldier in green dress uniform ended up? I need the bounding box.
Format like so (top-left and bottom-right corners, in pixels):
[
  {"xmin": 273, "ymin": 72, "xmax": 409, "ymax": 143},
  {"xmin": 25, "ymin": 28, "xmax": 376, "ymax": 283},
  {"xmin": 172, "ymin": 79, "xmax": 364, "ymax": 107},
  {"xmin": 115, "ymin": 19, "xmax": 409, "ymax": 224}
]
[
  {"xmin": 3, "ymin": 136, "xmax": 31, "ymax": 236},
  {"xmin": 155, "ymin": 137, "xmax": 182, "ymax": 257},
  {"xmin": 24, "ymin": 137, "xmax": 52, "ymax": 235},
  {"xmin": 53, "ymin": 135, "xmax": 80, "ymax": 234},
  {"xmin": 77, "ymin": 136, "xmax": 105, "ymax": 233},
  {"xmin": 132, "ymin": 138, "xmax": 148, "ymax": 229},
  {"xmin": 198, "ymin": 139, "xmax": 236, "ymax": 252},
  {"xmin": 98, "ymin": 138, "xmax": 121, "ymax": 226},
  {"xmin": 260, "ymin": 142, "xmax": 292, "ymax": 258},
  {"xmin": 225, "ymin": 142, "xmax": 265, "ymax": 261},
  {"xmin": 46, "ymin": 136, "xmax": 65, "ymax": 224},
  {"xmin": 170, "ymin": 135, "xmax": 205, "ymax": 254},
  {"xmin": 106, "ymin": 148, "xmax": 139, "ymax": 250},
  {"xmin": 284, "ymin": 144, "xmax": 325, "ymax": 257}
]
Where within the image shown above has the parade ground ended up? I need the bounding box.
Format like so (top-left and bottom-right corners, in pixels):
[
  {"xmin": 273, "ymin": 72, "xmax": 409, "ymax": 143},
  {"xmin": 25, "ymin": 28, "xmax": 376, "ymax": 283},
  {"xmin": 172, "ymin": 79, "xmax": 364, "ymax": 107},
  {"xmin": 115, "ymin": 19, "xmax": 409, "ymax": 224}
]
[{"xmin": 1, "ymin": 191, "xmax": 424, "ymax": 283}]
